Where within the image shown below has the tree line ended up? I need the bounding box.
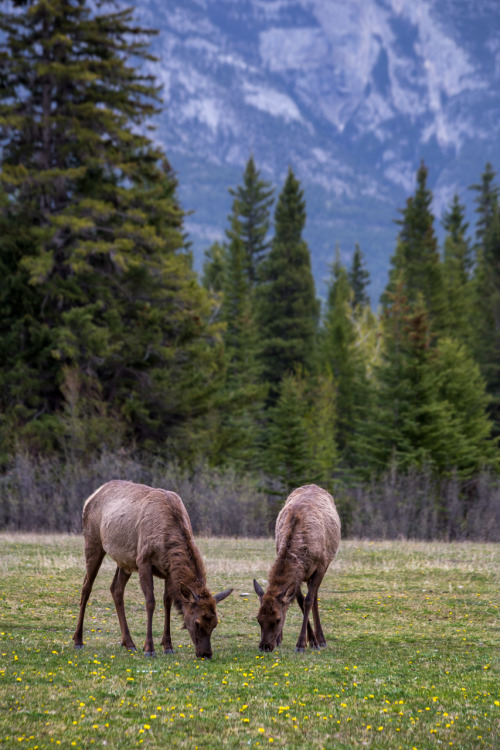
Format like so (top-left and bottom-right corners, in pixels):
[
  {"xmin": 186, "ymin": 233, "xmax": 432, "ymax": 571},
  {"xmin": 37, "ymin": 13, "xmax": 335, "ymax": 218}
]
[{"xmin": 0, "ymin": 1, "xmax": 499, "ymax": 519}]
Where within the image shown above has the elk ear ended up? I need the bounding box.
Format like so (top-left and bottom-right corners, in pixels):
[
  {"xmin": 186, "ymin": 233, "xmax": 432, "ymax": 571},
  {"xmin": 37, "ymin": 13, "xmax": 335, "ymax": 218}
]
[
  {"xmin": 214, "ymin": 588, "xmax": 233, "ymax": 604},
  {"xmin": 180, "ymin": 583, "xmax": 200, "ymax": 603},
  {"xmin": 253, "ymin": 578, "xmax": 264, "ymax": 602},
  {"xmin": 277, "ymin": 582, "xmax": 295, "ymax": 605}
]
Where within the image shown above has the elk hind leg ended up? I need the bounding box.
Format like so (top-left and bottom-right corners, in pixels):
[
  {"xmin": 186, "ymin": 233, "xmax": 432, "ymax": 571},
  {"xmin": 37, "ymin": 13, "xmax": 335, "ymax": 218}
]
[
  {"xmin": 138, "ymin": 561, "xmax": 156, "ymax": 657},
  {"xmin": 295, "ymin": 570, "xmax": 325, "ymax": 653},
  {"xmin": 312, "ymin": 591, "xmax": 327, "ymax": 648},
  {"xmin": 161, "ymin": 583, "xmax": 174, "ymax": 655},
  {"xmin": 73, "ymin": 543, "xmax": 105, "ymax": 649},
  {"xmin": 110, "ymin": 567, "xmax": 136, "ymax": 651},
  {"xmin": 296, "ymin": 587, "xmax": 318, "ymax": 649}
]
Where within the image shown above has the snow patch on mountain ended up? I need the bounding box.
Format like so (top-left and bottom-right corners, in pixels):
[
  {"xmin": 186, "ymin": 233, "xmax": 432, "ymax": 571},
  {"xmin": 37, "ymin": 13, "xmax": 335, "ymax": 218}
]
[{"xmin": 243, "ymin": 82, "xmax": 304, "ymax": 123}]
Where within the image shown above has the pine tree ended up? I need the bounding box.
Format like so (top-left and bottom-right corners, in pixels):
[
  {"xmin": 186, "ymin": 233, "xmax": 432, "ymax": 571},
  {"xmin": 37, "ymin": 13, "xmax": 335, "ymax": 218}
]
[
  {"xmin": 264, "ymin": 373, "xmax": 337, "ymax": 495},
  {"xmin": 470, "ymin": 162, "xmax": 499, "ymax": 245},
  {"xmin": 304, "ymin": 374, "xmax": 338, "ymax": 489},
  {"xmin": 264, "ymin": 375, "xmax": 311, "ymax": 496},
  {"xmin": 348, "ymin": 243, "xmax": 370, "ymax": 309},
  {"xmin": 216, "ymin": 214, "xmax": 266, "ymax": 469},
  {"xmin": 441, "ymin": 194, "xmax": 474, "ymax": 347},
  {"xmin": 0, "ymin": 0, "xmax": 223, "ymax": 458},
  {"xmin": 474, "ymin": 204, "xmax": 500, "ymax": 436},
  {"xmin": 321, "ymin": 246, "xmax": 362, "ymax": 459},
  {"xmin": 383, "ymin": 162, "xmax": 446, "ymax": 329},
  {"xmin": 360, "ymin": 284, "xmax": 495, "ymax": 477},
  {"xmin": 257, "ymin": 168, "xmax": 319, "ymax": 395},
  {"xmin": 228, "ymin": 155, "xmax": 274, "ymax": 284},
  {"xmin": 202, "ymin": 242, "xmax": 226, "ymax": 294}
]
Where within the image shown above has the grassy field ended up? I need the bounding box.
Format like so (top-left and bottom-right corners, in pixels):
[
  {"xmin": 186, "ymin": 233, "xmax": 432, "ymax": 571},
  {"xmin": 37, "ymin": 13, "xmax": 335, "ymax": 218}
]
[{"xmin": 0, "ymin": 535, "xmax": 498, "ymax": 749}]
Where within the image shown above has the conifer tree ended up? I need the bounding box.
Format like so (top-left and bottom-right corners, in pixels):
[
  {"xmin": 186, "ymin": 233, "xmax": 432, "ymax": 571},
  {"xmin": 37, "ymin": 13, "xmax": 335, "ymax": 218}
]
[
  {"xmin": 0, "ymin": 0, "xmax": 222, "ymax": 458},
  {"xmin": 383, "ymin": 162, "xmax": 445, "ymax": 329},
  {"xmin": 348, "ymin": 243, "xmax": 370, "ymax": 309},
  {"xmin": 202, "ymin": 242, "xmax": 226, "ymax": 294},
  {"xmin": 216, "ymin": 214, "xmax": 266, "ymax": 469},
  {"xmin": 473, "ymin": 202, "xmax": 500, "ymax": 435},
  {"xmin": 264, "ymin": 373, "xmax": 337, "ymax": 495},
  {"xmin": 257, "ymin": 168, "xmax": 319, "ymax": 395},
  {"xmin": 304, "ymin": 374, "xmax": 338, "ymax": 489},
  {"xmin": 321, "ymin": 246, "xmax": 369, "ymax": 462},
  {"xmin": 470, "ymin": 162, "xmax": 499, "ymax": 245},
  {"xmin": 441, "ymin": 194, "xmax": 474, "ymax": 347},
  {"xmin": 360, "ymin": 284, "xmax": 495, "ymax": 477},
  {"xmin": 228, "ymin": 155, "xmax": 274, "ymax": 284}
]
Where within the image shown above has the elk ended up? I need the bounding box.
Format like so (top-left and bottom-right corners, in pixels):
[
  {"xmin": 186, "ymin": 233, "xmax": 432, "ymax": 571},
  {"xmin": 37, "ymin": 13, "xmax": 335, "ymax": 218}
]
[
  {"xmin": 73, "ymin": 480, "xmax": 233, "ymax": 659},
  {"xmin": 253, "ymin": 484, "xmax": 340, "ymax": 652}
]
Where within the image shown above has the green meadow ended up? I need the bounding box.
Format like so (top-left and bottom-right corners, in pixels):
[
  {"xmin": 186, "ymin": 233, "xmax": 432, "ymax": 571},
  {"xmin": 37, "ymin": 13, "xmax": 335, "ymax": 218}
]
[{"xmin": 0, "ymin": 535, "xmax": 498, "ymax": 749}]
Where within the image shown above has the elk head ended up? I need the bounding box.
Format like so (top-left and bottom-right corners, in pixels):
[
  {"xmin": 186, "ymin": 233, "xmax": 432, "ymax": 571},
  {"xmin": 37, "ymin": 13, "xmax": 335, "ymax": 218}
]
[
  {"xmin": 180, "ymin": 584, "xmax": 233, "ymax": 658},
  {"xmin": 253, "ymin": 579, "xmax": 295, "ymax": 652}
]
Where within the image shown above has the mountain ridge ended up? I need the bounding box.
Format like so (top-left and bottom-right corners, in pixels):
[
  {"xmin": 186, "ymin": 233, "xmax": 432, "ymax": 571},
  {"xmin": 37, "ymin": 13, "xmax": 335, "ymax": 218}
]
[{"xmin": 135, "ymin": 0, "xmax": 500, "ymax": 301}]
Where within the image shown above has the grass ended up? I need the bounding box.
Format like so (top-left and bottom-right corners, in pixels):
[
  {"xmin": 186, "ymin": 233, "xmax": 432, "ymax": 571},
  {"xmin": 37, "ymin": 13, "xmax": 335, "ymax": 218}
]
[{"xmin": 0, "ymin": 535, "xmax": 499, "ymax": 749}]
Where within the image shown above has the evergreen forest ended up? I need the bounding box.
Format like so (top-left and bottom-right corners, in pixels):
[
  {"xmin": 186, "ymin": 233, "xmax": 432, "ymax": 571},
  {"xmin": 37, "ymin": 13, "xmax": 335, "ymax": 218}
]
[{"xmin": 1, "ymin": 0, "xmax": 499, "ymax": 539}]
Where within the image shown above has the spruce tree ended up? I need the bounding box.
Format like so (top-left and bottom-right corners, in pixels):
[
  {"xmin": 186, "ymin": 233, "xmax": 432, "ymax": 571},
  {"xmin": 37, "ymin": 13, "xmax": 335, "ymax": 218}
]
[
  {"xmin": 321, "ymin": 246, "xmax": 365, "ymax": 460},
  {"xmin": 216, "ymin": 214, "xmax": 266, "ymax": 470},
  {"xmin": 0, "ymin": 0, "xmax": 222, "ymax": 458},
  {"xmin": 257, "ymin": 168, "xmax": 319, "ymax": 395},
  {"xmin": 228, "ymin": 155, "xmax": 274, "ymax": 284},
  {"xmin": 360, "ymin": 284, "xmax": 495, "ymax": 477},
  {"xmin": 348, "ymin": 243, "xmax": 370, "ymax": 309},
  {"xmin": 264, "ymin": 373, "xmax": 337, "ymax": 495},
  {"xmin": 473, "ymin": 203, "xmax": 500, "ymax": 436},
  {"xmin": 383, "ymin": 162, "xmax": 445, "ymax": 329},
  {"xmin": 470, "ymin": 162, "xmax": 499, "ymax": 245},
  {"xmin": 441, "ymin": 194, "xmax": 474, "ymax": 347},
  {"xmin": 202, "ymin": 242, "xmax": 226, "ymax": 294}
]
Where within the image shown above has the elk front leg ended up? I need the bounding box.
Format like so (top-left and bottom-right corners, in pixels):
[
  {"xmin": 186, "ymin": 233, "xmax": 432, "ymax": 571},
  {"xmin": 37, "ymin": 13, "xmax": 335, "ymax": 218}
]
[
  {"xmin": 162, "ymin": 583, "xmax": 174, "ymax": 655},
  {"xmin": 296, "ymin": 587, "xmax": 318, "ymax": 648},
  {"xmin": 312, "ymin": 592, "xmax": 327, "ymax": 648},
  {"xmin": 138, "ymin": 561, "xmax": 156, "ymax": 656},
  {"xmin": 73, "ymin": 544, "xmax": 105, "ymax": 649},
  {"xmin": 110, "ymin": 566, "xmax": 136, "ymax": 651},
  {"xmin": 295, "ymin": 570, "xmax": 325, "ymax": 653}
]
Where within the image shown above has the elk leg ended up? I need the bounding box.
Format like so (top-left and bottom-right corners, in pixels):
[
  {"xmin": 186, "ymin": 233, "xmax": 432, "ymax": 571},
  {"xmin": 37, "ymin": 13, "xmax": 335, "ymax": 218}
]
[
  {"xmin": 110, "ymin": 567, "xmax": 136, "ymax": 651},
  {"xmin": 312, "ymin": 592, "xmax": 327, "ymax": 648},
  {"xmin": 162, "ymin": 583, "xmax": 174, "ymax": 655},
  {"xmin": 296, "ymin": 587, "xmax": 317, "ymax": 648},
  {"xmin": 73, "ymin": 544, "xmax": 105, "ymax": 649},
  {"xmin": 276, "ymin": 623, "xmax": 283, "ymax": 647},
  {"xmin": 138, "ymin": 561, "xmax": 156, "ymax": 657},
  {"xmin": 295, "ymin": 570, "xmax": 324, "ymax": 653}
]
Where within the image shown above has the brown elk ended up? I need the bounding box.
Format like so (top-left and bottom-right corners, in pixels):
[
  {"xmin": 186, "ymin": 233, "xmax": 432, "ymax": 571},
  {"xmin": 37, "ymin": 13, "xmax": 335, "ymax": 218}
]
[
  {"xmin": 253, "ymin": 484, "xmax": 340, "ymax": 652},
  {"xmin": 73, "ymin": 480, "xmax": 233, "ymax": 659}
]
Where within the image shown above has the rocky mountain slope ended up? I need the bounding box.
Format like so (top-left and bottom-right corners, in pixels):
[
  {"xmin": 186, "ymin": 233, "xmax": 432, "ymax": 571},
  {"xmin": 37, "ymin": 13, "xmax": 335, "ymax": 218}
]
[{"xmin": 135, "ymin": 0, "xmax": 500, "ymax": 300}]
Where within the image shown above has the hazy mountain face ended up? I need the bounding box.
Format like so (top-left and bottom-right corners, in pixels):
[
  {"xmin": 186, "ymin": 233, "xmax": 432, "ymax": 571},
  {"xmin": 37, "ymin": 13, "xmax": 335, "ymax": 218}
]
[{"xmin": 136, "ymin": 0, "xmax": 500, "ymax": 300}]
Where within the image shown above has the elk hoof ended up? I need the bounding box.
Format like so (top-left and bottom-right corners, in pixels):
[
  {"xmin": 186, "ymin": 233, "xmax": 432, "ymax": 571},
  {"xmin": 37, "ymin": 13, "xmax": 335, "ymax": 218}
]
[
  {"xmin": 295, "ymin": 646, "xmax": 305, "ymax": 653},
  {"xmin": 144, "ymin": 651, "xmax": 156, "ymax": 658},
  {"xmin": 318, "ymin": 642, "xmax": 327, "ymax": 649},
  {"xmin": 74, "ymin": 643, "xmax": 83, "ymax": 650},
  {"xmin": 163, "ymin": 648, "xmax": 174, "ymax": 655}
]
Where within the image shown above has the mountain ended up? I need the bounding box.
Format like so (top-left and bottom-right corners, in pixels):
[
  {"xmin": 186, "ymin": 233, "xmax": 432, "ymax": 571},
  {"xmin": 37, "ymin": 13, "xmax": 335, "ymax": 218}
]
[{"xmin": 135, "ymin": 0, "xmax": 500, "ymax": 302}]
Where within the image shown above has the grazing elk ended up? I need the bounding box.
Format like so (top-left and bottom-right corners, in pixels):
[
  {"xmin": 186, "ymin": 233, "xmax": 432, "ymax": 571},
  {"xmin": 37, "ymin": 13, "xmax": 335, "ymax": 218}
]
[
  {"xmin": 73, "ymin": 480, "xmax": 233, "ymax": 659},
  {"xmin": 253, "ymin": 484, "xmax": 340, "ymax": 652}
]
